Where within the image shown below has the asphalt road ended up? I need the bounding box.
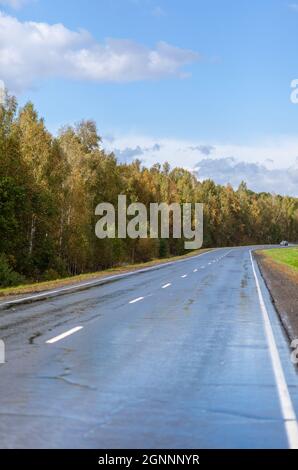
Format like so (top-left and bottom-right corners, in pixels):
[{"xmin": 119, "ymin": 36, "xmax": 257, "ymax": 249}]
[{"xmin": 0, "ymin": 246, "xmax": 298, "ymax": 449}]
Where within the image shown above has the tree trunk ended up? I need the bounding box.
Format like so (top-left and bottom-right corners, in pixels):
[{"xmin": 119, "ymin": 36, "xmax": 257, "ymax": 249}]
[{"xmin": 29, "ymin": 214, "xmax": 36, "ymax": 256}]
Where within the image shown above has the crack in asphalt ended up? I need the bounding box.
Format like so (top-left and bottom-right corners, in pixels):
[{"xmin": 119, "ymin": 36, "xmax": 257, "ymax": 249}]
[{"xmin": 36, "ymin": 375, "xmax": 98, "ymax": 391}]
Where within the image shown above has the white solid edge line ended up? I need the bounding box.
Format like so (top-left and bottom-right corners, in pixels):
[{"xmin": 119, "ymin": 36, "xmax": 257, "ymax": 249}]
[
  {"xmin": 129, "ymin": 297, "xmax": 144, "ymax": 304},
  {"xmin": 162, "ymin": 283, "xmax": 171, "ymax": 289},
  {"xmin": 0, "ymin": 248, "xmax": 226, "ymax": 308},
  {"xmin": 46, "ymin": 326, "xmax": 83, "ymax": 344},
  {"xmin": 250, "ymin": 250, "xmax": 298, "ymax": 449}
]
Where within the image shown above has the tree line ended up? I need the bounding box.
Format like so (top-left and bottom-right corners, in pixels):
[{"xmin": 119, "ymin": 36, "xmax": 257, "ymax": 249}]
[{"xmin": 0, "ymin": 92, "xmax": 297, "ymax": 286}]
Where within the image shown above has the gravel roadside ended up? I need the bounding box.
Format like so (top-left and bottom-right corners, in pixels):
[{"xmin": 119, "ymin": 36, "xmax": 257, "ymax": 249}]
[{"xmin": 255, "ymin": 251, "xmax": 298, "ymax": 341}]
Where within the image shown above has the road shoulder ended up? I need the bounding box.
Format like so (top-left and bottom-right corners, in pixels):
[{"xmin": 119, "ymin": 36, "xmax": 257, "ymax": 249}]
[{"xmin": 255, "ymin": 250, "xmax": 298, "ymax": 341}]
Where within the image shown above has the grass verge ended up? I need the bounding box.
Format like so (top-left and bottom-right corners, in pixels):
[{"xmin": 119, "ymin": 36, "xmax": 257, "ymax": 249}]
[
  {"xmin": 255, "ymin": 247, "xmax": 298, "ymax": 340},
  {"xmin": 257, "ymin": 247, "xmax": 298, "ymax": 273},
  {"xmin": 0, "ymin": 248, "xmax": 213, "ymax": 299}
]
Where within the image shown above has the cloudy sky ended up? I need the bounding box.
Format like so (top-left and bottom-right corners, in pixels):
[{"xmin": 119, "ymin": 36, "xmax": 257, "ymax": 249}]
[{"xmin": 0, "ymin": 0, "xmax": 298, "ymax": 195}]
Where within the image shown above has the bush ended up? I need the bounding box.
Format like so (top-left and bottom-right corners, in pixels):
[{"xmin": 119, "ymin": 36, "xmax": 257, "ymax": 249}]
[
  {"xmin": 135, "ymin": 239, "xmax": 159, "ymax": 262},
  {"xmin": 41, "ymin": 269, "xmax": 60, "ymax": 282},
  {"xmin": 159, "ymin": 239, "xmax": 170, "ymax": 258},
  {"xmin": 0, "ymin": 254, "xmax": 25, "ymax": 287}
]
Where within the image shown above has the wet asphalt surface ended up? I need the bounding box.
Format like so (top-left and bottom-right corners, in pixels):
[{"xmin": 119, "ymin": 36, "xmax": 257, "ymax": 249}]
[{"xmin": 0, "ymin": 246, "xmax": 297, "ymax": 449}]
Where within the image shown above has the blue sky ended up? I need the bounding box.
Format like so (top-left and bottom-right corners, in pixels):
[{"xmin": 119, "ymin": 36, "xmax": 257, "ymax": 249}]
[{"xmin": 1, "ymin": 0, "xmax": 298, "ymax": 194}]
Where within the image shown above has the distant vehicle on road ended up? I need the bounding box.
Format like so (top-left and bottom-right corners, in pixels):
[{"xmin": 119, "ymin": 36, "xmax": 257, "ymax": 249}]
[{"xmin": 280, "ymin": 240, "xmax": 289, "ymax": 247}]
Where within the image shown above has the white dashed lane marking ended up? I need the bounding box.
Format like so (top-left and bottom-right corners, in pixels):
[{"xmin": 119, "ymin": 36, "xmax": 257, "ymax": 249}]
[
  {"xmin": 129, "ymin": 297, "xmax": 144, "ymax": 304},
  {"xmin": 46, "ymin": 327, "xmax": 83, "ymax": 344}
]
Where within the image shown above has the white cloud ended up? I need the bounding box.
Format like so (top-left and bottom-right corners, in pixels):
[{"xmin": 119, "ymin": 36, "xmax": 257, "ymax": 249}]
[
  {"xmin": 194, "ymin": 157, "xmax": 298, "ymax": 196},
  {"xmin": 189, "ymin": 145, "xmax": 215, "ymax": 156},
  {"xmin": 0, "ymin": 12, "xmax": 199, "ymax": 91},
  {"xmin": 113, "ymin": 143, "xmax": 161, "ymax": 162},
  {"xmin": 103, "ymin": 134, "xmax": 298, "ymax": 196}
]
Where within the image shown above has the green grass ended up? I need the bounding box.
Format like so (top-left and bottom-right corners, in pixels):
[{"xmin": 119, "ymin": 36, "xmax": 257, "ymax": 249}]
[
  {"xmin": 259, "ymin": 247, "xmax": 298, "ymax": 272},
  {"xmin": 0, "ymin": 248, "xmax": 213, "ymax": 299}
]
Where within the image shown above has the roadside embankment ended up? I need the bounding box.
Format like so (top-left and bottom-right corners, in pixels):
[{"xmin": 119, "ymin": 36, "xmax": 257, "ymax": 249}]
[{"xmin": 255, "ymin": 247, "xmax": 298, "ymax": 340}]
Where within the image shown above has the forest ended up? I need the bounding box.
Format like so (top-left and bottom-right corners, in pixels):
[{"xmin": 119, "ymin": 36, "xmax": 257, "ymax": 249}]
[{"xmin": 0, "ymin": 92, "xmax": 298, "ymax": 287}]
